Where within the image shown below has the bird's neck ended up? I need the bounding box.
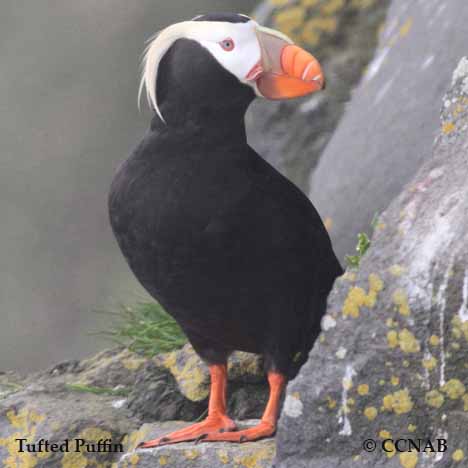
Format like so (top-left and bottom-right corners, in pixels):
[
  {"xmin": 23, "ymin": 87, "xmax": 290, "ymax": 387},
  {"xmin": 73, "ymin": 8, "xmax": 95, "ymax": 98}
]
[{"xmin": 150, "ymin": 102, "xmax": 248, "ymax": 143}]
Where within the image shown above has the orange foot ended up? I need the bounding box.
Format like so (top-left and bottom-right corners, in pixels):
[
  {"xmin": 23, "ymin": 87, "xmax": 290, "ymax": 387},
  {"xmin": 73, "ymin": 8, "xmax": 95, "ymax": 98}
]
[
  {"xmin": 138, "ymin": 414, "xmax": 237, "ymax": 448},
  {"xmin": 200, "ymin": 420, "xmax": 276, "ymax": 443}
]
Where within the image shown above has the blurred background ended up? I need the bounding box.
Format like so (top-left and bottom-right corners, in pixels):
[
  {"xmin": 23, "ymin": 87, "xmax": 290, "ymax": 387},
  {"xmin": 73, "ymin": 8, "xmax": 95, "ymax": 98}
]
[{"xmin": 0, "ymin": 0, "xmax": 256, "ymax": 371}]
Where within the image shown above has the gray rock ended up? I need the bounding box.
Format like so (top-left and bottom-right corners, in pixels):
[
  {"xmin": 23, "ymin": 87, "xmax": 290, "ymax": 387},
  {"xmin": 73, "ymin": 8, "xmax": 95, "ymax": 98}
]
[
  {"xmin": 0, "ymin": 345, "xmax": 270, "ymax": 467},
  {"xmin": 309, "ymin": 0, "xmax": 468, "ymax": 261},
  {"xmin": 275, "ymin": 57, "xmax": 468, "ymax": 468},
  {"xmin": 118, "ymin": 421, "xmax": 275, "ymax": 468},
  {"xmin": 248, "ymin": 0, "xmax": 390, "ymax": 192},
  {"xmin": 0, "ymin": 385, "xmax": 138, "ymax": 467},
  {"xmin": 150, "ymin": 344, "xmax": 269, "ymax": 420},
  {"xmin": 127, "ymin": 360, "xmax": 206, "ymax": 423}
]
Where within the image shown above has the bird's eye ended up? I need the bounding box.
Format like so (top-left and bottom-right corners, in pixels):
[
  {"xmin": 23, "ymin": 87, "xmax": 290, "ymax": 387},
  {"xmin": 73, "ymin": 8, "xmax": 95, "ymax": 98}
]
[{"xmin": 219, "ymin": 38, "xmax": 235, "ymax": 52}]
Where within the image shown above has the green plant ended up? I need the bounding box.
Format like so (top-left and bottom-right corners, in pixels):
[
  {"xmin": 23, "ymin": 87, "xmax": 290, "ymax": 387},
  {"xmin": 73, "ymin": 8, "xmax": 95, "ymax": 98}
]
[
  {"xmin": 345, "ymin": 232, "xmax": 371, "ymax": 268},
  {"xmin": 99, "ymin": 301, "xmax": 187, "ymax": 357},
  {"xmin": 65, "ymin": 383, "xmax": 130, "ymax": 397}
]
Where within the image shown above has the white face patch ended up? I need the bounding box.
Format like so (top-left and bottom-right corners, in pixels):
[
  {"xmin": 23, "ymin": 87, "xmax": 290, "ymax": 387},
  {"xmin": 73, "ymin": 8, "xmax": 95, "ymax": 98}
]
[
  {"xmin": 191, "ymin": 21, "xmax": 262, "ymax": 86},
  {"xmin": 139, "ymin": 19, "xmax": 263, "ymax": 122}
]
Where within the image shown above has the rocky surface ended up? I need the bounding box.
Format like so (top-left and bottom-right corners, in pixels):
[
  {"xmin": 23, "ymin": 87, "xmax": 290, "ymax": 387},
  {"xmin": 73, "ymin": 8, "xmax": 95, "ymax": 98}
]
[
  {"xmin": 118, "ymin": 421, "xmax": 275, "ymax": 468},
  {"xmin": 248, "ymin": 0, "xmax": 390, "ymax": 191},
  {"xmin": 275, "ymin": 57, "xmax": 468, "ymax": 468},
  {"xmin": 0, "ymin": 346, "xmax": 267, "ymax": 467},
  {"xmin": 309, "ymin": 0, "xmax": 468, "ymax": 260}
]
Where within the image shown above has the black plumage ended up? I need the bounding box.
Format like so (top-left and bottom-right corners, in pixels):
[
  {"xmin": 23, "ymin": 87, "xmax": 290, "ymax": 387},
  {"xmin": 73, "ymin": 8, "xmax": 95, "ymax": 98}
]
[{"xmin": 109, "ymin": 37, "xmax": 342, "ymax": 376}]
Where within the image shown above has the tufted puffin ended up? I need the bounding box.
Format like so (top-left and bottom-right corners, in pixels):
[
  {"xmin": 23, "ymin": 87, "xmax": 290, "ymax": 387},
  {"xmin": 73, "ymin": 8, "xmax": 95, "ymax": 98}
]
[{"xmin": 108, "ymin": 13, "xmax": 343, "ymax": 447}]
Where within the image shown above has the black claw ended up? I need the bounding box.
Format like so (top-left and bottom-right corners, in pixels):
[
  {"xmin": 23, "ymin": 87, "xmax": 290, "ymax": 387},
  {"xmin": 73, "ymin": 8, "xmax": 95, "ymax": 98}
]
[
  {"xmin": 160, "ymin": 437, "xmax": 170, "ymax": 443},
  {"xmin": 240, "ymin": 435, "xmax": 248, "ymax": 443},
  {"xmin": 219, "ymin": 428, "xmax": 226, "ymax": 433},
  {"xmin": 195, "ymin": 433, "xmax": 208, "ymax": 444}
]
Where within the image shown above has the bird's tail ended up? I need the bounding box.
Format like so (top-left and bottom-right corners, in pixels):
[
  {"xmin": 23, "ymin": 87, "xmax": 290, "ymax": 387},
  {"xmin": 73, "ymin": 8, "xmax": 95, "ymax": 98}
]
[{"xmin": 290, "ymin": 256, "xmax": 343, "ymax": 379}]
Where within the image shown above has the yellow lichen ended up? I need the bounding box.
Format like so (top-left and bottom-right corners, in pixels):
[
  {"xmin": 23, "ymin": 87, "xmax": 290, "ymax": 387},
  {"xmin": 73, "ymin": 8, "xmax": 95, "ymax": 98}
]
[
  {"xmin": 61, "ymin": 452, "xmax": 88, "ymax": 468},
  {"xmin": 357, "ymin": 384, "xmax": 369, "ymax": 396},
  {"xmin": 269, "ymin": 0, "xmax": 291, "ymax": 6},
  {"xmin": 62, "ymin": 427, "xmax": 113, "ymax": 468},
  {"xmin": 343, "ymin": 287, "xmax": 366, "ymax": 318},
  {"xmin": 442, "ymin": 121, "xmax": 456, "ymax": 134},
  {"xmin": 0, "ymin": 407, "xmax": 48, "ymax": 468},
  {"xmin": 398, "ymin": 329, "xmax": 421, "ymax": 353},
  {"xmin": 233, "ymin": 445, "xmax": 276, "ymax": 468},
  {"xmin": 301, "ymin": 0, "xmax": 320, "ymax": 7},
  {"xmin": 364, "ymin": 406, "xmax": 378, "ymax": 421},
  {"xmin": 274, "ymin": 6, "xmax": 306, "ymax": 30},
  {"xmin": 160, "ymin": 348, "xmax": 210, "ymax": 401},
  {"xmin": 399, "ymin": 452, "xmax": 418, "ymax": 468},
  {"xmin": 408, "ymin": 424, "xmax": 416, "ymax": 432},
  {"xmin": 382, "ymin": 389, "xmax": 413, "ymax": 414},
  {"xmin": 159, "ymin": 455, "xmax": 168, "ymax": 466},
  {"xmin": 342, "ymin": 275, "xmax": 383, "ymax": 318},
  {"xmin": 184, "ymin": 449, "xmax": 201, "ymax": 460},
  {"xmin": 122, "ymin": 357, "xmax": 146, "ymax": 371},
  {"xmin": 217, "ymin": 449, "xmax": 230, "ymax": 464},
  {"xmin": 369, "ymin": 273, "xmax": 384, "ymax": 293},
  {"xmin": 422, "ymin": 356, "xmax": 437, "ymax": 371},
  {"xmin": 403, "ymin": 360, "xmax": 410, "ymax": 368},
  {"xmin": 301, "ymin": 17, "xmax": 338, "ymax": 46},
  {"xmin": 391, "ymin": 376, "xmax": 400, "ymax": 386},
  {"xmin": 429, "ymin": 335, "xmax": 440, "ymax": 346},
  {"xmin": 386, "ymin": 318, "xmax": 397, "ymax": 327},
  {"xmin": 387, "ymin": 330, "xmax": 399, "ymax": 348},
  {"xmin": 379, "ymin": 430, "xmax": 391, "ymax": 439},
  {"xmin": 350, "ymin": 0, "xmax": 375, "ymax": 8},
  {"xmin": 326, "ymin": 396, "xmax": 337, "ymax": 409},
  {"xmin": 452, "ymin": 316, "xmax": 468, "ymax": 343},
  {"xmin": 463, "ymin": 394, "xmax": 468, "ymax": 411},
  {"xmin": 442, "ymin": 379, "xmax": 466, "ymax": 399},
  {"xmin": 128, "ymin": 453, "xmax": 139, "ymax": 466},
  {"xmin": 425, "ymin": 390, "xmax": 444, "ymax": 408},
  {"xmin": 321, "ymin": 0, "xmax": 345, "ymax": 15},
  {"xmin": 389, "ymin": 264, "xmax": 406, "ymax": 277},
  {"xmin": 392, "ymin": 289, "xmax": 411, "ymax": 316},
  {"xmin": 453, "ymin": 449, "xmax": 465, "ymax": 462},
  {"xmin": 385, "ymin": 440, "xmax": 396, "ymax": 458}
]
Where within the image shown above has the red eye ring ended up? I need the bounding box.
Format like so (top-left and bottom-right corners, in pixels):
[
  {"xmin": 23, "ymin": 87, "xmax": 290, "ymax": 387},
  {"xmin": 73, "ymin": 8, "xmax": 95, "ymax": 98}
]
[{"xmin": 219, "ymin": 38, "xmax": 235, "ymax": 52}]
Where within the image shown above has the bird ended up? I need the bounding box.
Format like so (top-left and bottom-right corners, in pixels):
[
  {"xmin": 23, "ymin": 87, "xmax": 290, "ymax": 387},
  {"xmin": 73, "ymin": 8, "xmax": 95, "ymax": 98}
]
[{"xmin": 108, "ymin": 12, "xmax": 343, "ymax": 447}]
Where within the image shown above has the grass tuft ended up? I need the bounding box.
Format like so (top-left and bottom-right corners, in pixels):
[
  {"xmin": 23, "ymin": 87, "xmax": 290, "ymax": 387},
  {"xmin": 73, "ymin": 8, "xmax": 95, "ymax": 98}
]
[{"xmin": 98, "ymin": 301, "xmax": 187, "ymax": 357}]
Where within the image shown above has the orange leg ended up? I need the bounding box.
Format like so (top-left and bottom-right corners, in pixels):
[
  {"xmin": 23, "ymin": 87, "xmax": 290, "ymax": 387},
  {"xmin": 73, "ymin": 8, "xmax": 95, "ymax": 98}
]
[
  {"xmin": 201, "ymin": 371, "xmax": 286, "ymax": 443},
  {"xmin": 138, "ymin": 364, "xmax": 237, "ymax": 448}
]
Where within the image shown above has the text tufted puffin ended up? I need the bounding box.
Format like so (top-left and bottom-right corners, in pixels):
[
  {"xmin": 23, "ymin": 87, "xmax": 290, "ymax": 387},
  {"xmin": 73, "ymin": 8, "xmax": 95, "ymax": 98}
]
[{"xmin": 108, "ymin": 13, "xmax": 342, "ymax": 447}]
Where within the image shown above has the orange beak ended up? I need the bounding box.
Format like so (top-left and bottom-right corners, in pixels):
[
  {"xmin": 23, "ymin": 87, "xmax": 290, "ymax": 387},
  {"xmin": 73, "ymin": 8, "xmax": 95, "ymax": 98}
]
[{"xmin": 246, "ymin": 26, "xmax": 324, "ymax": 100}]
